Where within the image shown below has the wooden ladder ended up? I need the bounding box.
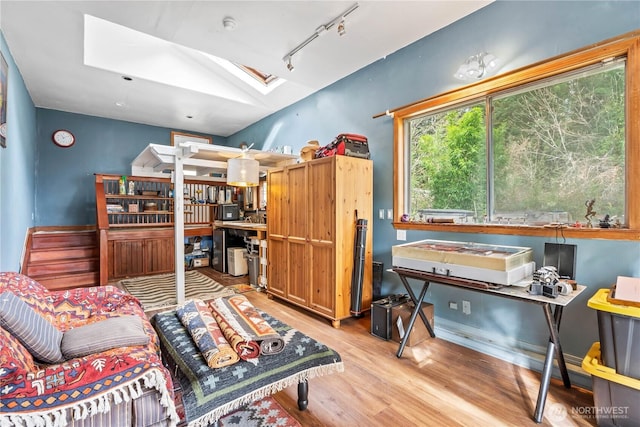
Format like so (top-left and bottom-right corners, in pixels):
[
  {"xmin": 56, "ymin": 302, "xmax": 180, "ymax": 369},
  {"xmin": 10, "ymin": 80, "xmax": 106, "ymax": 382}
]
[{"xmin": 21, "ymin": 227, "xmax": 100, "ymax": 290}]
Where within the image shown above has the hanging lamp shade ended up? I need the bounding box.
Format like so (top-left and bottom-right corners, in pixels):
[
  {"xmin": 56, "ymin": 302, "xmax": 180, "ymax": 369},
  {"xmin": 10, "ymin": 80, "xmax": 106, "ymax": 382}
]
[{"xmin": 227, "ymin": 156, "xmax": 259, "ymax": 187}]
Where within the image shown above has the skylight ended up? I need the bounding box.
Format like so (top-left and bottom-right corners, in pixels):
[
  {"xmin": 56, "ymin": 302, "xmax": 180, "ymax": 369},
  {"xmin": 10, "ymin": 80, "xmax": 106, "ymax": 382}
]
[
  {"xmin": 83, "ymin": 14, "xmax": 284, "ymax": 103},
  {"xmin": 204, "ymin": 54, "xmax": 284, "ymax": 95}
]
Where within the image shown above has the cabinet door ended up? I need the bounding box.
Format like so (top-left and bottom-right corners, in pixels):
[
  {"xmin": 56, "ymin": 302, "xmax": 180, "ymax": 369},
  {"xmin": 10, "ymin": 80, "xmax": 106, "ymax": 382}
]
[
  {"xmin": 287, "ymin": 164, "xmax": 308, "ymax": 241},
  {"xmin": 307, "ymin": 159, "xmax": 336, "ymax": 314},
  {"xmin": 267, "ymin": 168, "xmax": 287, "ymax": 297},
  {"xmin": 308, "ymin": 243, "xmax": 334, "ymax": 316},
  {"xmin": 285, "ymin": 165, "xmax": 309, "ymax": 305},
  {"xmin": 145, "ymin": 237, "xmax": 175, "ymax": 274},
  {"xmin": 112, "ymin": 240, "xmax": 145, "ymax": 278},
  {"xmin": 286, "ymin": 240, "xmax": 308, "ymax": 306},
  {"xmin": 266, "ymin": 238, "xmax": 287, "ymax": 298},
  {"xmin": 267, "ymin": 168, "xmax": 286, "ymax": 238},
  {"xmin": 308, "ymin": 159, "xmax": 335, "ymax": 242}
]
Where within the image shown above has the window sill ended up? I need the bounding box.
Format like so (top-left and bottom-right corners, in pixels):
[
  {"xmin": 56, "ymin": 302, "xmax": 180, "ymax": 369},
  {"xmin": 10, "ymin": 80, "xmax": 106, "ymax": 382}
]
[{"xmin": 393, "ymin": 222, "xmax": 640, "ymax": 241}]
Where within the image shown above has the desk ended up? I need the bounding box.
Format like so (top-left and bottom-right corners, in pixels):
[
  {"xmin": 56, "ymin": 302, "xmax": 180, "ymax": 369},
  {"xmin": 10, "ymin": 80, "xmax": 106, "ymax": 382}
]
[{"xmin": 391, "ymin": 267, "xmax": 586, "ymax": 424}]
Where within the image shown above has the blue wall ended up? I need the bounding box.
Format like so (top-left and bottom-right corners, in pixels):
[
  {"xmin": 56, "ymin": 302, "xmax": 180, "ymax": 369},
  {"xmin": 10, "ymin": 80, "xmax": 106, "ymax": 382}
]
[
  {"xmin": 228, "ymin": 0, "xmax": 640, "ymax": 381},
  {"xmin": 35, "ymin": 110, "xmax": 226, "ymax": 226},
  {"xmin": 0, "ymin": 32, "xmax": 37, "ymax": 272},
  {"xmin": 2, "ymin": 1, "xmax": 640, "ymax": 384}
]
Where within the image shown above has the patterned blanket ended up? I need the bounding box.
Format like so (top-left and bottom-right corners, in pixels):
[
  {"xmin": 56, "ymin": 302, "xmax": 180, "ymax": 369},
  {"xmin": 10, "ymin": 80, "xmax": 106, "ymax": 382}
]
[
  {"xmin": 0, "ymin": 273, "xmax": 178, "ymax": 427},
  {"xmin": 209, "ymin": 294, "xmax": 284, "ymax": 358},
  {"xmin": 152, "ymin": 309, "xmax": 344, "ymax": 427}
]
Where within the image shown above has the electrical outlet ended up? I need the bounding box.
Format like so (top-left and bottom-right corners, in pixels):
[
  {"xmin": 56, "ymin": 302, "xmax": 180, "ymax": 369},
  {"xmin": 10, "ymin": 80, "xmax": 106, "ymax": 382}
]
[
  {"xmin": 449, "ymin": 301, "xmax": 458, "ymax": 310},
  {"xmin": 396, "ymin": 230, "xmax": 407, "ymax": 241},
  {"xmin": 462, "ymin": 300, "xmax": 471, "ymax": 315}
]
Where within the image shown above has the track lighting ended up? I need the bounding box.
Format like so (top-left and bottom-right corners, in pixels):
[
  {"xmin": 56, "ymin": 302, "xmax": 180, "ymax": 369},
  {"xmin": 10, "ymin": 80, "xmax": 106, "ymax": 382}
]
[{"xmin": 282, "ymin": 3, "xmax": 358, "ymax": 71}]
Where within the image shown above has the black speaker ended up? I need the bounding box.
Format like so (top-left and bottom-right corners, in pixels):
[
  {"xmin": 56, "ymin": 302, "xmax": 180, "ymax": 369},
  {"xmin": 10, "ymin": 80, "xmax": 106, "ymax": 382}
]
[
  {"xmin": 371, "ymin": 295, "xmax": 410, "ymax": 340},
  {"xmin": 372, "ymin": 261, "xmax": 383, "ymax": 301}
]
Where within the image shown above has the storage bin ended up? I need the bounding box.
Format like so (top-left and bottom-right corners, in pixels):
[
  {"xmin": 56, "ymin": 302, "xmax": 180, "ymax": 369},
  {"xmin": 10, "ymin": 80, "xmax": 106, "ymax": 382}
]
[
  {"xmin": 582, "ymin": 342, "xmax": 640, "ymax": 427},
  {"xmin": 588, "ymin": 288, "xmax": 640, "ymax": 379}
]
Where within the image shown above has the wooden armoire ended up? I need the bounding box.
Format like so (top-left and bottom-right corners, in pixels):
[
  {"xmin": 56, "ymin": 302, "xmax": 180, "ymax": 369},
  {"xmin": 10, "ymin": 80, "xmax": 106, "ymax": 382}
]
[{"xmin": 266, "ymin": 155, "xmax": 373, "ymax": 327}]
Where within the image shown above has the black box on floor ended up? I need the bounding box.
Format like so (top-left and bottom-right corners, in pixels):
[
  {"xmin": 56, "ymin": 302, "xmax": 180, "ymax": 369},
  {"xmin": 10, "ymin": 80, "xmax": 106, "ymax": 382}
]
[{"xmin": 371, "ymin": 295, "xmax": 410, "ymax": 340}]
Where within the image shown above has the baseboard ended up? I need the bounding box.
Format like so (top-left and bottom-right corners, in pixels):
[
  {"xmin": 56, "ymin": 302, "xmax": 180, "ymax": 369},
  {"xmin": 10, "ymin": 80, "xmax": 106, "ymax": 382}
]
[{"xmin": 433, "ymin": 317, "xmax": 592, "ymax": 390}]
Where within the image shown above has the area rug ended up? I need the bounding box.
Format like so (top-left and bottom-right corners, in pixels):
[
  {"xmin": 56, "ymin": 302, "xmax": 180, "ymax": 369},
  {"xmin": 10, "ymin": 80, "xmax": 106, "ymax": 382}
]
[
  {"xmin": 220, "ymin": 397, "xmax": 300, "ymax": 427},
  {"xmin": 119, "ymin": 270, "xmax": 233, "ymax": 311},
  {"xmin": 175, "ymin": 395, "xmax": 300, "ymax": 427}
]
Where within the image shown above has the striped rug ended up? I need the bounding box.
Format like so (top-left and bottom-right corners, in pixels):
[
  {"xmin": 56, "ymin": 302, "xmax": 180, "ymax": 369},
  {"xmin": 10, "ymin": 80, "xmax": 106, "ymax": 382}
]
[{"xmin": 119, "ymin": 270, "xmax": 233, "ymax": 312}]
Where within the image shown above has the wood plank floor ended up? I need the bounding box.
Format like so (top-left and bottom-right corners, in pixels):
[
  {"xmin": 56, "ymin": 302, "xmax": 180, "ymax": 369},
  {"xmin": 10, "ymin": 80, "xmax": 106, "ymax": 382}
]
[{"xmin": 195, "ymin": 268, "xmax": 597, "ymax": 427}]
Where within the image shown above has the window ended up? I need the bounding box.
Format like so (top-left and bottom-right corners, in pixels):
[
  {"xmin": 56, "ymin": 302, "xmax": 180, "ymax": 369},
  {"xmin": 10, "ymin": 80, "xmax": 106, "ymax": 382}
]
[
  {"xmin": 407, "ymin": 62, "xmax": 625, "ymax": 226},
  {"xmin": 392, "ymin": 32, "xmax": 640, "ymax": 239}
]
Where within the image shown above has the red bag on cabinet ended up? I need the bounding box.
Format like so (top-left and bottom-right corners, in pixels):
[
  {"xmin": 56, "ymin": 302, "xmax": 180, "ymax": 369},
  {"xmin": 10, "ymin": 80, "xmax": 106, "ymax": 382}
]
[{"xmin": 314, "ymin": 133, "xmax": 370, "ymax": 159}]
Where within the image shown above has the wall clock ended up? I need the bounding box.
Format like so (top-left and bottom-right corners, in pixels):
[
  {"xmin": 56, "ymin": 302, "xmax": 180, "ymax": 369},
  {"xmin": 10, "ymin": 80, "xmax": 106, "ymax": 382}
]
[{"xmin": 52, "ymin": 129, "xmax": 75, "ymax": 148}]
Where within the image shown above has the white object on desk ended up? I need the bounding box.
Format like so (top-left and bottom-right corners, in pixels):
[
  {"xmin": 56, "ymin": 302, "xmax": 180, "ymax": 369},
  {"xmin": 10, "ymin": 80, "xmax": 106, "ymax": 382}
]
[{"xmin": 393, "ymin": 256, "xmax": 535, "ymax": 286}]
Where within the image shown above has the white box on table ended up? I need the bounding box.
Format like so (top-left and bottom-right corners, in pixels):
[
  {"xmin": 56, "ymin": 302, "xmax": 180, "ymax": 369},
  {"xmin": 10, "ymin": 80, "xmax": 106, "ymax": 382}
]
[{"xmin": 392, "ymin": 239, "xmax": 535, "ymax": 286}]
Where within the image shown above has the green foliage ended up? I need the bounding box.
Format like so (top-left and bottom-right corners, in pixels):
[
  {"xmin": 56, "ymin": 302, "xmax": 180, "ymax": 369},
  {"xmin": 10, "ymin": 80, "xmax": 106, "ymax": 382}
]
[{"xmin": 410, "ymin": 105, "xmax": 486, "ymax": 218}]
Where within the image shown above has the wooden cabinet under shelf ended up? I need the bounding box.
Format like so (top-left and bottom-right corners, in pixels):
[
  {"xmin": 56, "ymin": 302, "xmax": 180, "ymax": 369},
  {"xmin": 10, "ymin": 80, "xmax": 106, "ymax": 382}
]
[
  {"xmin": 266, "ymin": 156, "xmax": 373, "ymax": 328},
  {"xmin": 107, "ymin": 230, "xmax": 175, "ymax": 279}
]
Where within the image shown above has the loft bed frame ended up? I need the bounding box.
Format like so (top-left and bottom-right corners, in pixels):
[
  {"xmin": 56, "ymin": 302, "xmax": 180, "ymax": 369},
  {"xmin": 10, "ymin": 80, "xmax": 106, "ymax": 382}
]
[{"xmin": 129, "ymin": 142, "xmax": 297, "ymax": 302}]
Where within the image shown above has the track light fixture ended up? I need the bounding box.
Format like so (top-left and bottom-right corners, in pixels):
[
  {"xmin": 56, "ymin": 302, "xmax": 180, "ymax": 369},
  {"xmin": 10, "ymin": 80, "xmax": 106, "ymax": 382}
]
[
  {"xmin": 454, "ymin": 52, "xmax": 499, "ymax": 81},
  {"xmin": 282, "ymin": 3, "xmax": 358, "ymax": 71}
]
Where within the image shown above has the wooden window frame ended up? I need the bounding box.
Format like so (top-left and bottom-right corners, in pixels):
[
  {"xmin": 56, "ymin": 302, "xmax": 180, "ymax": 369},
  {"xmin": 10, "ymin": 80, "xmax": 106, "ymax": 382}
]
[{"xmin": 391, "ymin": 30, "xmax": 640, "ymax": 241}]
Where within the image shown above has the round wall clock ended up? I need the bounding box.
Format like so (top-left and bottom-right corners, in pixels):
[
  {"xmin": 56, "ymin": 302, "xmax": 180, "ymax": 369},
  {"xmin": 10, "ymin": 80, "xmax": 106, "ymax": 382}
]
[{"xmin": 52, "ymin": 129, "xmax": 75, "ymax": 148}]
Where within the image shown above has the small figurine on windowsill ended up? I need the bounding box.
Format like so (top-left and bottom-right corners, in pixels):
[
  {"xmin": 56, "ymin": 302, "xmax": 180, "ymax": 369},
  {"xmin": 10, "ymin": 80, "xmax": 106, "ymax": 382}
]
[
  {"xmin": 599, "ymin": 214, "xmax": 611, "ymax": 228},
  {"xmin": 585, "ymin": 199, "xmax": 597, "ymax": 228}
]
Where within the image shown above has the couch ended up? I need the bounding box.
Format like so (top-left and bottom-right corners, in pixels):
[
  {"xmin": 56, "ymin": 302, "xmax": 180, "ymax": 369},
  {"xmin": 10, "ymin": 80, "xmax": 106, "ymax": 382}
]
[{"xmin": 0, "ymin": 272, "xmax": 178, "ymax": 427}]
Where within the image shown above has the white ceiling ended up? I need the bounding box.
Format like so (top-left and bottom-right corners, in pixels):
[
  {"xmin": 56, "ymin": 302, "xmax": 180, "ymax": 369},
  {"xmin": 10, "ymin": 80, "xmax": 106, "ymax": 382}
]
[{"xmin": 1, "ymin": 1, "xmax": 492, "ymax": 137}]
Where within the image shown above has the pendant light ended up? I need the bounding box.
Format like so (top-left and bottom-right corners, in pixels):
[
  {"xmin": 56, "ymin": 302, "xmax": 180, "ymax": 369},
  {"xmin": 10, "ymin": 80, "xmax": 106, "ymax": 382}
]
[{"xmin": 227, "ymin": 143, "xmax": 259, "ymax": 187}]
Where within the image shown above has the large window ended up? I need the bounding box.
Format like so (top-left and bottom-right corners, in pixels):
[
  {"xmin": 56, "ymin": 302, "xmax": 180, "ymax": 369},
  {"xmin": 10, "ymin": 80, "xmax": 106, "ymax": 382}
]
[
  {"xmin": 407, "ymin": 62, "xmax": 625, "ymax": 226},
  {"xmin": 392, "ymin": 32, "xmax": 640, "ymax": 239}
]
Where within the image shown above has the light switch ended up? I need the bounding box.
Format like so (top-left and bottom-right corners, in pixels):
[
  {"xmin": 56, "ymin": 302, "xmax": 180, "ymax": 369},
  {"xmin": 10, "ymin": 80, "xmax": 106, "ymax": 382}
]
[
  {"xmin": 379, "ymin": 209, "xmax": 385, "ymax": 219},
  {"xmin": 387, "ymin": 209, "xmax": 393, "ymax": 219}
]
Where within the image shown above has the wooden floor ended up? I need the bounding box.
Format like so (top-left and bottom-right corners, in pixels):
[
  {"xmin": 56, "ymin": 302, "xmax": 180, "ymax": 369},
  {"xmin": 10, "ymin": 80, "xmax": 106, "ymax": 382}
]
[{"xmin": 194, "ymin": 268, "xmax": 597, "ymax": 427}]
